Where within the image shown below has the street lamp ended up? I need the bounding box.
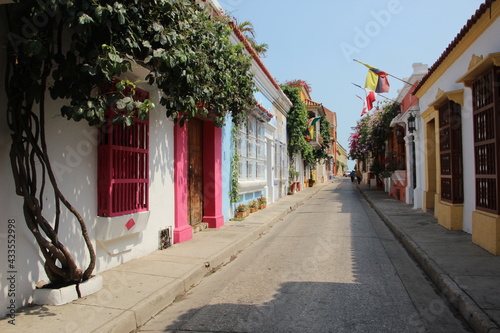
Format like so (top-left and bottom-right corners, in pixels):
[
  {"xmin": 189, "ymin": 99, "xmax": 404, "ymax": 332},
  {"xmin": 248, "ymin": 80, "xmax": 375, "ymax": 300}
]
[{"xmin": 407, "ymin": 112, "xmax": 416, "ymax": 133}]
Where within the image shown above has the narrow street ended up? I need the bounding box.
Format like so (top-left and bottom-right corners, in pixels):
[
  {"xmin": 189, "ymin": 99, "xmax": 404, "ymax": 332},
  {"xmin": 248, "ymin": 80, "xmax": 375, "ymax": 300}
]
[{"xmin": 137, "ymin": 179, "xmax": 471, "ymax": 333}]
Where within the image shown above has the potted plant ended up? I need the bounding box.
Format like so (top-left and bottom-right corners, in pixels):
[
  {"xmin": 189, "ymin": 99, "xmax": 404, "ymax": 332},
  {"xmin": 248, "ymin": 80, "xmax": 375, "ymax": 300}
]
[
  {"xmin": 257, "ymin": 196, "xmax": 267, "ymax": 209},
  {"xmin": 249, "ymin": 200, "xmax": 259, "ymax": 213},
  {"xmin": 235, "ymin": 204, "xmax": 249, "ymax": 218}
]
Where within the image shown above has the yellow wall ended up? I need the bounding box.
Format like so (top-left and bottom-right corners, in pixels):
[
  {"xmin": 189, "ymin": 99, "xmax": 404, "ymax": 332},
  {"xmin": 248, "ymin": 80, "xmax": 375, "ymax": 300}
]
[
  {"xmin": 422, "ymin": 109, "xmax": 437, "ymax": 212},
  {"xmin": 436, "ymin": 202, "xmax": 463, "ymax": 230},
  {"xmin": 473, "ymin": 211, "xmax": 500, "ymax": 255}
]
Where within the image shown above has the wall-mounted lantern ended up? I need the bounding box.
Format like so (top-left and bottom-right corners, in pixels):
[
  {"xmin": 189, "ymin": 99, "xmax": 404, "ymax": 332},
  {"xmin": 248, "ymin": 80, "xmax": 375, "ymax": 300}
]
[{"xmin": 407, "ymin": 112, "xmax": 416, "ymax": 133}]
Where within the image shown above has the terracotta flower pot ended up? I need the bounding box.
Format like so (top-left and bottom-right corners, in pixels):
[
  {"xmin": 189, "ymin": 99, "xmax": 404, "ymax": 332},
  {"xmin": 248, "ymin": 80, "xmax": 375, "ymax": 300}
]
[{"xmin": 235, "ymin": 210, "xmax": 249, "ymax": 218}]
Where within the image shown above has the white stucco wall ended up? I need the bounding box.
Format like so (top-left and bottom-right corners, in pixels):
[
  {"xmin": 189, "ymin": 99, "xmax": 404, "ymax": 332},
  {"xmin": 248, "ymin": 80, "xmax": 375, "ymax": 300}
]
[
  {"xmin": 416, "ymin": 17, "xmax": 500, "ymax": 234},
  {"xmin": 0, "ymin": 35, "xmax": 176, "ymax": 317}
]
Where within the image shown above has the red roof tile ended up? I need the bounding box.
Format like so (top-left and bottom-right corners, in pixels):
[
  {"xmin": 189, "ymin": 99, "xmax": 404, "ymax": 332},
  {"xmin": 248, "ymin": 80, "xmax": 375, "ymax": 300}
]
[{"xmin": 229, "ymin": 22, "xmax": 281, "ymax": 91}]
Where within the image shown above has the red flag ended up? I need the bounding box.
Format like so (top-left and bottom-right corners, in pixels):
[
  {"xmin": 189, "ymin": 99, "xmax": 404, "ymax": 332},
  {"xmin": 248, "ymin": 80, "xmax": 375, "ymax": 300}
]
[
  {"xmin": 365, "ymin": 88, "xmax": 376, "ymax": 111},
  {"xmin": 356, "ymin": 95, "xmax": 368, "ymax": 116}
]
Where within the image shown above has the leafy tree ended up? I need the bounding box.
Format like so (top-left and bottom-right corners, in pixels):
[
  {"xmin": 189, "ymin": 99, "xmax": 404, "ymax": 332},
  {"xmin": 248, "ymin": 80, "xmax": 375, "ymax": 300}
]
[
  {"xmin": 237, "ymin": 20, "xmax": 269, "ymax": 58},
  {"xmin": 4, "ymin": 0, "xmax": 255, "ymax": 286}
]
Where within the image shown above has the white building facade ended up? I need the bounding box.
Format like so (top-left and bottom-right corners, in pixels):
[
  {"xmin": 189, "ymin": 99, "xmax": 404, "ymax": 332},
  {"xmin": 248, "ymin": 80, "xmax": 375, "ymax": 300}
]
[{"xmin": 414, "ymin": 0, "xmax": 500, "ymax": 254}]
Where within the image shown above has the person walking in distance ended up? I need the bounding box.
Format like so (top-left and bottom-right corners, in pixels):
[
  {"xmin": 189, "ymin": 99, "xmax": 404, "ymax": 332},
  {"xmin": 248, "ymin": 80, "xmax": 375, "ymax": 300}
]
[
  {"xmin": 350, "ymin": 170, "xmax": 355, "ymax": 183},
  {"xmin": 356, "ymin": 170, "xmax": 362, "ymax": 184}
]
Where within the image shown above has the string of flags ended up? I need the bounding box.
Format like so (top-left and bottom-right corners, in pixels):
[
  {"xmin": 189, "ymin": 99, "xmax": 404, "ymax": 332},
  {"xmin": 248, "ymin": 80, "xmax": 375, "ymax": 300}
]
[{"xmin": 352, "ymin": 59, "xmax": 409, "ymax": 116}]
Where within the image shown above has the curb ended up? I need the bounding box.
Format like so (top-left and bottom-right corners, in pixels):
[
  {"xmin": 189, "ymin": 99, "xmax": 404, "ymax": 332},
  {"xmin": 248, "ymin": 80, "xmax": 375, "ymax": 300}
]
[
  {"xmin": 357, "ymin": 186, "xmax": 500, "ymax": 333},
  {"xmin": 111, "ymin": 184, "xmax": 324, "ymax": 333}
]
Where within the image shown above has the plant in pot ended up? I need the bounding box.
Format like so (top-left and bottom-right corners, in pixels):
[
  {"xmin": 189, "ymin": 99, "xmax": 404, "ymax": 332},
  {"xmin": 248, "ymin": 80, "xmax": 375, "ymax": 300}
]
[
  {"xmin": 257, "ymin": 196, "xmax": 267, "ymax": 209},
  {"xmin": 235, "ymin": 204, "xmax": 249, "ymax": 218},
  {"xmin": 249, "ymin": 200, "xmax": 259, "ymax": 213}
]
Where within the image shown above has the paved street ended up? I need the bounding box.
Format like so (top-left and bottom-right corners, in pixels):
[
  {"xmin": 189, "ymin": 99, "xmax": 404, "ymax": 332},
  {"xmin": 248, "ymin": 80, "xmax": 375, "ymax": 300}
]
[{"xmin": 137, "ymin": 179, "xmax": 472, "ymax": 333}]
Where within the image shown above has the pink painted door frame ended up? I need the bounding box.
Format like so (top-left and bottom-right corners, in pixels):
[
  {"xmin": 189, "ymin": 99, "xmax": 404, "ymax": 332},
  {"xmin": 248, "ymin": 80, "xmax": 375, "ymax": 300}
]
[
  {"xmin": 202, "ymin": 121, "xmax": 224, "ymax": 228},
  {"xmin": 173, "ymin": 123, "xmax": 193, "ymax": 243},
  {"xmin": 174, "ymin": 120, "xmax": 224, "ymax": 244}
]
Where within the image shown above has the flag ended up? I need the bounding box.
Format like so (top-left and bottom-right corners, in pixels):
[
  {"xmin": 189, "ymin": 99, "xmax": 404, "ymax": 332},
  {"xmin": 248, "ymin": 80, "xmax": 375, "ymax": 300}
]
[
  {"xmin": 306, "ymin": 116, "xmax": 322, "ymax": 140},
  {"xmin": 358, "ymin": 61, "xmax": 390, "ymax": 93},
  {"xmin": 365, "ymin": 88, "xmax": 376, "ymax": 111},
  {"xmin": 356, "ymin": 95, "xmax": 368, "ymax": 116},
  {"xmin": 308, "ymin": 116, "xmax": 322, "ymax": 127}
]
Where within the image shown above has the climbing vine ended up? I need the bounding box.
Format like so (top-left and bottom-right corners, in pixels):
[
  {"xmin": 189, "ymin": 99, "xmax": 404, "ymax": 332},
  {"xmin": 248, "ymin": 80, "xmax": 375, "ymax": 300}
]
[
  {"xmin": 281, "ymin": 84, "xmax": 313, "ymax": 165},
  {"xmin": 281, "ymin": 83, "xmax": 331, "ymax": 167},
  {"xmin": 314, "ymin": 116, "xmax": 332, "ymax": 162},
  {"xmin": 229, "ymin": 125, "xmax": 240, "ymax": 203},
  {"xmin": 4, "ymin": 0, "xmax": 255, "ymax": 285}
]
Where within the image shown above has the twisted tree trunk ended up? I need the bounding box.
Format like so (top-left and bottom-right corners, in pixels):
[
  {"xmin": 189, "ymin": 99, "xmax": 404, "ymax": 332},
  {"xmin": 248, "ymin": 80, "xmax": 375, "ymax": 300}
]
[{"xmin": 5, "ymin": 11, "xmax": 95, "ymax": 286}]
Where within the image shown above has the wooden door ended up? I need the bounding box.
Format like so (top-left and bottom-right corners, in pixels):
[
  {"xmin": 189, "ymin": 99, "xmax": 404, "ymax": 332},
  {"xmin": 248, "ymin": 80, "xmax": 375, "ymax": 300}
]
[{"xmin": 188, "ymin": 118, "xmax": 204, "ymax": 225}]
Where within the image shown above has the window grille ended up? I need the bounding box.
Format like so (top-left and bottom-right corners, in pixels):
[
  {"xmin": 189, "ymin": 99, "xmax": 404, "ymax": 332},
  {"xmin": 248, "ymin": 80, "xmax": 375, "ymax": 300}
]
[
  {"xmin": 439, "ymin": 100, "xmax": 463, "ymax": 203},
  {"xmin": 473, "ymin": 68, "xmax": 500, "ymax": 213},
  {"xmin": 98, "ymin": 85, "xmax": 149, "ymax": 217}
]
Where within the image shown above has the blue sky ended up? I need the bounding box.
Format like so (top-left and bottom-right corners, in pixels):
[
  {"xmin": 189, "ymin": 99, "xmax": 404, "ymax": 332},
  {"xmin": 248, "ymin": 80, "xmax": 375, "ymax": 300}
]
[{"xmin": 219, "ymin": 0, "xmax": 486, "ymax": 169}]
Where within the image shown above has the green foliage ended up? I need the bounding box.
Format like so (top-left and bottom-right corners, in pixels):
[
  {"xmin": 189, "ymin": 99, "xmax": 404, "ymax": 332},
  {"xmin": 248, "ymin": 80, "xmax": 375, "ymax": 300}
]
[
  {"xmin": 289, "ymin": 167, "xmax": 299, "ymax": 182},
  {"xmin": 371, "ymin": 151, "xmax": 399, "ymax": 178},
  {"xmin": 281, "ymin": 84, "xmax": 332, "ymax": 167},
  {"xmin": 369, "ymin": 102, "xmax": 400, "ymax": 151},
  {"xmin": 237, "ymin": 20, "xmax": 269, "ymax": 57},
  {"xmin": 281, "ymin": 85, "xmax": 313, "ymax": 163},
  {"xmin": 315, "ymin": 116, "xmax": 332, "ymax": 162},
  {"xmin": 236, "ymin": 204, "xmax": 248, "ymax": 212},
  {"xmin": 349, "ymin": 101, "xmax": 400, "ymax": 160},
  {"xmin": 284, "ymin": 79, "xmax": 312, "ymax": 93},
  {"xmin": 4, "ymin": 0, "xmax": 257, "ymax": 284},
  {"xmin": 319, "ymin": 117, "xmax": 331, "ymax": 146},
  {"xmin": 229, "ymin": 126, "xmax": 240, "ymax": 203},
  {"xmin": 8, "ymin": 0, "xmax": 256, "ymax": 128}
]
